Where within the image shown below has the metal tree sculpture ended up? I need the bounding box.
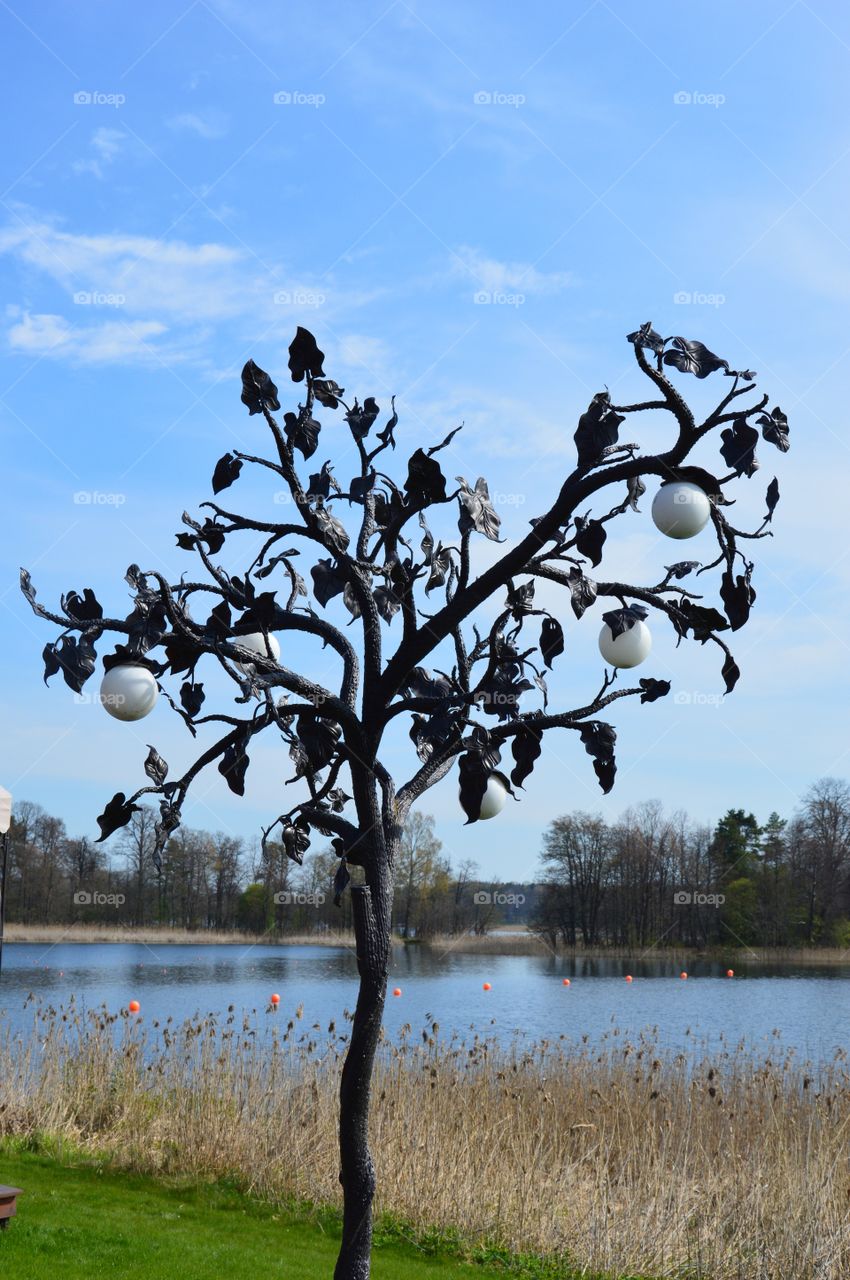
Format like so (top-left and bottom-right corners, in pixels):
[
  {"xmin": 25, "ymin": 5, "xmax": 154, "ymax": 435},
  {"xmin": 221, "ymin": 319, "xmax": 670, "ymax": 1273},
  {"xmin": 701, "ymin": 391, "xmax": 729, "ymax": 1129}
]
[{"xmin": 21, "ymin": 322, "xmax": 787, "ymax": 1279}]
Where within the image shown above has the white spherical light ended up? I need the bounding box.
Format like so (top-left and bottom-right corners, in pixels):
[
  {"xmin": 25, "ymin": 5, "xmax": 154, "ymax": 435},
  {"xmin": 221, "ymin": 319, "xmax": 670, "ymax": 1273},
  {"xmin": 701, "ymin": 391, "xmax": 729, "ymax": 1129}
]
[
  {"xmin": 99, "ymin": 664, "xmax": 159, "ymax": 722},
  {"xmin": 598, "ymin": 619, "xmax": 652, "ymax": 669},
  {"xmin": 234, "ymin": 632, "xmax": 281, "ymax": 670},
  {"xmin": 651, "ymin": 482, "xmax": 711, "ymax": 539},
  {"xmin": 477, "ymin": 773, "xmax": 508, "ymax": 821}
]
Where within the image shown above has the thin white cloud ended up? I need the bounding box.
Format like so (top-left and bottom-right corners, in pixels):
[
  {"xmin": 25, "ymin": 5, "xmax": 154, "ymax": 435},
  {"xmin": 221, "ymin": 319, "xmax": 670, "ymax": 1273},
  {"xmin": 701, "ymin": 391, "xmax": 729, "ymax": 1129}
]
[
  {"xmin": 452, "ymin": 244, "xmax": 573, "ymax": 295},
  {"xmin": 0, "ymin": 214, "xmax": 367, "ymax": 365},
  {"xmin": 166, "ymin": 110, "xmax": 229, "ymax": 140},
  {"xmin": 7, "ymin": 309, "xmax": 169, "ymax": 364},
  {"xmin": 72, "ymin": 128, "xmax": 126, "ymax": 179}
]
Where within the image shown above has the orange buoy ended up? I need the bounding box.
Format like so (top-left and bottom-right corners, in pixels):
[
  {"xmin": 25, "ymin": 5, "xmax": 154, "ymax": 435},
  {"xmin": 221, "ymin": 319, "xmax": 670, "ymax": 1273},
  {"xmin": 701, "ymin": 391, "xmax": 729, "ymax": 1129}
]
[
  {"xmin": 392, "ymin": 987, "xmax": 402, "ymax": 997},
  {"xmin": 128, "ymin": 1000, "xmax": 140, "ymax": 1014},
  {"xmin": 726, "ymin": 969, "xmax": 734, "ymax": 978},
  {"xmin": 270, "ymin": 993, "xmax": 280, "ymax": 1006},
  {"xmin": 680, "ymin": 972, "xmax": 688, "ymax": 980},
  {"xmin": 482, "ymin": 982, "xmax": 492, "ymax": 991},
  {"xmin": 625, "ymin": 975, "xmax": 633, "ymax": 983},
  {"xmin": 562, "ymin": 978, "xmax": 570, "ymax": 986}
]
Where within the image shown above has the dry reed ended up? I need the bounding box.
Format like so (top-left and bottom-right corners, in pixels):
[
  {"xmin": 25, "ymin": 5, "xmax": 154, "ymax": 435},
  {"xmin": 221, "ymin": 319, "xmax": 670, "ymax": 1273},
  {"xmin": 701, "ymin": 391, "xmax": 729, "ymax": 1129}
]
[{"xmin": 1, "ymin": 999, "xmax": 848, "ymax": 1278}]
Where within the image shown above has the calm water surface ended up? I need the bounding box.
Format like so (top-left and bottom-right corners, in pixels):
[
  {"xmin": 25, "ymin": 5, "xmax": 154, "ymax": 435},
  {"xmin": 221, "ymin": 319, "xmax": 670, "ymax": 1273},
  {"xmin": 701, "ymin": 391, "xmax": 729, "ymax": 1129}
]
[{"xmin": 2, "ymin": 942, "xmax": 850, "ymax": 1061}]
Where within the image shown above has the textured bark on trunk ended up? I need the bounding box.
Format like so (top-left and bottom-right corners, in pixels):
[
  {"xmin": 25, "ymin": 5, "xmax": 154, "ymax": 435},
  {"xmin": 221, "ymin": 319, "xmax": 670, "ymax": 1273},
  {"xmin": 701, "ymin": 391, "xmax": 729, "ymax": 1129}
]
[{"xmin": 333, "ymin": 872, "xmax": 391, "ymax": 1279}]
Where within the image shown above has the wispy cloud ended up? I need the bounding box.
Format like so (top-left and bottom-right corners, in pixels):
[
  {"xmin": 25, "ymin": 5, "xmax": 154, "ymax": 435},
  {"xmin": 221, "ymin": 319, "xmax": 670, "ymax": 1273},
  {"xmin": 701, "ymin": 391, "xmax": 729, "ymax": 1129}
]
[
  {"xmin": 72, "ymin": 128, "xmax": 126, "ymax": 179},
  {"xmin": 166, "ymin": 110, "xmax": 229, "ymax": 140},
  {"xmin": 451, "ymin": 244, "xmax": 573, "ymax": 295}
]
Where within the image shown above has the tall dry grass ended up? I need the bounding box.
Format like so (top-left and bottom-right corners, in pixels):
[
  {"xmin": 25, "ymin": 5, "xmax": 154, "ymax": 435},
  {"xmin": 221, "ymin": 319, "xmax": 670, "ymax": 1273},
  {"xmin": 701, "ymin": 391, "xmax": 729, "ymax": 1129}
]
[{"xmin": 1, "ymin": 999, "xmax": 849, "ymax": 1278}]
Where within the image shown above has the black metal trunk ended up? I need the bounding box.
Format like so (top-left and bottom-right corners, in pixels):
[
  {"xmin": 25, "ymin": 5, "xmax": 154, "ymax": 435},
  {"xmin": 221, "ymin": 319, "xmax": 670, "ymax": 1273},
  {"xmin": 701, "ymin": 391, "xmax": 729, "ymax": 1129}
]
[{"xmin": 333, "ymin": 865, "xmax": 393, "ymax": 1279}]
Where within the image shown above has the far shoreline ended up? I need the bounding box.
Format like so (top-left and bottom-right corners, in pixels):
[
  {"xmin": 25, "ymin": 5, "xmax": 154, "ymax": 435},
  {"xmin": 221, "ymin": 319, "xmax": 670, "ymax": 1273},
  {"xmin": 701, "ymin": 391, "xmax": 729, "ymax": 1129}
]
[{"xmin": 5, "ymin": 922, "xmax": 850, "ymax": 965}]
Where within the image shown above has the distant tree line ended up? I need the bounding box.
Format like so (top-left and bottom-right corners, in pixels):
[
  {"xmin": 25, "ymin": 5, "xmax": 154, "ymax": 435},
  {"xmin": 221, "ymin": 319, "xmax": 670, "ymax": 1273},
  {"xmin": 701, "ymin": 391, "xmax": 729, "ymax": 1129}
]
[
  {"xmin": 1, "ymin": 805, "xmax": 535, "ymax": 937},
  {"xmin": 7, "ymin": 777, "xmax": 850, "ymax": 948},
  {"xmin": 533, "ymin": 778, "xmax": 850, "ymax": 949}
]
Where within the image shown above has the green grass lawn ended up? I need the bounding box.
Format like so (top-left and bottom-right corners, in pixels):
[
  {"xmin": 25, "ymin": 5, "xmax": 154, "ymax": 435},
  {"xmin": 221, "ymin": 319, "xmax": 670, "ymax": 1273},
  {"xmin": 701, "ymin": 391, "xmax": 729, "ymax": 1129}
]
[
  {"xmin": 0, "ymin": 1150, "xmax": 510, "ymax": 1280},
  {"xmin": 2, "ymin": 1148, "xmax": 649, "ymax": 1280}
]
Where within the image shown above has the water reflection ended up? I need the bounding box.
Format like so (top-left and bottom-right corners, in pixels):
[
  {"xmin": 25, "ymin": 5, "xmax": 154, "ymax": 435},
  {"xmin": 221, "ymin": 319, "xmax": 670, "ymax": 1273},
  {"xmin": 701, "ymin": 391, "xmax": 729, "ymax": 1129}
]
[{"xmin": 2, "ymin": 942, "xmax": 850, "ymax": 1060}]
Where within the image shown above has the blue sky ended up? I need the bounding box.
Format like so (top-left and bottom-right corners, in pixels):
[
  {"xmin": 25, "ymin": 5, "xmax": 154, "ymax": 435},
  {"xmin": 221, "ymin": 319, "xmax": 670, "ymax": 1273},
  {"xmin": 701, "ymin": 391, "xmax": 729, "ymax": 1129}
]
[{"xmin": 1, "ymin": 0, "xmax": 849, "ymax": 880}]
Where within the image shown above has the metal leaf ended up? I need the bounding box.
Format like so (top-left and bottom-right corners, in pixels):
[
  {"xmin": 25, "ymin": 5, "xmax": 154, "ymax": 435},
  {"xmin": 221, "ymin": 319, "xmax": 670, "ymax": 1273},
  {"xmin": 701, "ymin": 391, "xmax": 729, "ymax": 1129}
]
[
  {"xmin": 627, "ymin": 321, "xmax": 665, "ymax": 355},
  {"xmin": 540, "ymin": 617, "xmax": 565, "ymax": 669},
  {"xmin": 284, "ymin": 409, "xmax": 321, "ymax": 460},
  {"xmin": 567, "ymin": 567, "xmax": 597, "ymax": 620},
  {"xmin": 406, "ymin": 449, "xmax": 447, "ymax": 506},
  {"xmin": 574, "ymin": 516, "xmax": 607, "ymax": 568},
  {"xmin": 510, "ymin": 725, "xmax": 542, "ymax": 789},
  {"xmin": 638, "ymin": 678, "xmax": 670, "ymax": 704},
  {"xmin": 144, "ymin": 745, "xmax": 169, "ymax": 786},
  {"xmin": 579, "ymin": 722, "xmax": 616, "ymax": 794},
  {"xmin": 313, "ymin": 379, "xmax": 344, "ymax": 409},
  {"xmin": 757, "ymin": 407, "xmax": 789, "ymax": 453},
  {"xmin": 346, "ymin": 396, "xmax": 380, "ymax": 441},
  {"xmin": 218, "ymin": 737, "xmax": 250, "ymax": 796},
  {"xmin": 720, "ymin": 568, "xmax": 756, "ymax": 631},
  {"xmin": 96, "ymin": 792, "xmax": 139, "ymax": 843},
  {"xmin": 241, "ymin": 360, "xmax": 280, "ymax": 414},
  {"xmin": 663, "ymin": 338, "xmax": 730, "ymax": 379},
  {"xmin": 180, "ymin": 681, "xmax": 205, "ymax": 717},
  {"xmin": 288, "ymin": 327, "xmax": 325, "ymax": 383},
  {"xmin": 720, "ymin": 418, "xmax": 760, "ymax": 478},
  {"xmin": 311, "ymin": 559, "xmax": 347, "ymax": 607},
  {"xmin": 456, "ymin": 477, "xmax": 501, "ymax": 541},
  {"xmin": 574, "ymin": 391, "xmax": 624, "ymax": 467},
  {"xmin": 333, "ymin": 858, "xmax": 350, "ymax": 907},
  {"xmin": 601, "ymin": 603, "xmax": 648, "ymax": 640},
  {"xmin": 212, "ymin": 452, "xmax": 243, "ymax": 494}
]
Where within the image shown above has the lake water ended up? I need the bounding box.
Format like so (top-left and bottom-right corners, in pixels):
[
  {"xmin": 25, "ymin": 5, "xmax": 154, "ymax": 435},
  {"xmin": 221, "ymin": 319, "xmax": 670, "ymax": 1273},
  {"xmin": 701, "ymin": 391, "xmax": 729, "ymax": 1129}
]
[{"xmin": 3, "ymin": 942, "xmax": 850, "ymax": 1062}]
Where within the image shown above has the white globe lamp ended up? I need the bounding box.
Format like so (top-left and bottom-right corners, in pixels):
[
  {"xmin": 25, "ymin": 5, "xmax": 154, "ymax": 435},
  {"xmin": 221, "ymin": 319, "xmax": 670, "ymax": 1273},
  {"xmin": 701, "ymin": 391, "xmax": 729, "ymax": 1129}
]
[
  {"xmin": 99, "ymin": 664, "xmax": 159, "ymax": 722},
  {"xmin": 651, "ymin": 481, "xmax": 711, "ymax": 539},
  {"xmin": 598, "ymin": 619, "xmax": 652, "ymax": 669},
  {"xmin": 234, "ymin": 632, "xmax": 281, "ymax": 670},
  {"xmin": 473, "ymin": 772, "xmax": 509, "ymax": 821}
]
